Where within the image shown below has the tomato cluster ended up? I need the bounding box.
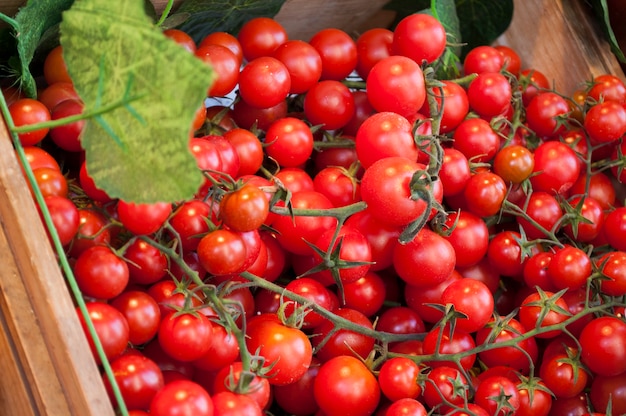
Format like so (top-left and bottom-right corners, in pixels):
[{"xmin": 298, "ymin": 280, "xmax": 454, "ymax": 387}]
[{"xmin": 5, "ymin": 11, "xmax": 626, "ymax": 416}]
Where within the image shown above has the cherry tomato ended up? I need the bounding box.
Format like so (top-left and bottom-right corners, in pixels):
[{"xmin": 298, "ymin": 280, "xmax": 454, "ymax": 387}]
[
  {"xmin": 313, "ymin": 355, "xmax": 380, "ymax": 416},
  {"xmin": 149, "ymin": 380, "xmax": 213, "ymax": 416},
  {"xmin": 77, "ymin": 302, "xmax": 129, "ymax": 365},
  {"xmin": 158, "ymin": 311, "xmax": 213, "ymax": 362},
  {"xmin": 272, "ymin": 39, "xmax": 322, "ymax": 94},
  {"xmin": 309, "ymin": 28, "xmax": 357, "ymax": 81},
  {"xmin": 304, "ymin": 80, "xmax": 355, "ymax": 130},
  {"xmin": 237, "ymin": 17, "xmax": 287, "ymax": 61},
  {"xmin": 392, "ymin": 12, "xmax": 446, "ymax": 64},
  {"xmin": 238, "ymin": 56, "xmax": 291, "ymax": 109},
  {"xmin": 366, "ymin": 55, "xmax": 426, "ymax": 118},
  {"xmin": 104, "ymin": 353, "xmax": 164, "ymax": 411},
  {"xmin": 246, "ymin": 318, "xmax": 313, "ymax": 386},
  {"xmin": 8, "ymin": 98, "xmax": 51, "ymax": 146}
]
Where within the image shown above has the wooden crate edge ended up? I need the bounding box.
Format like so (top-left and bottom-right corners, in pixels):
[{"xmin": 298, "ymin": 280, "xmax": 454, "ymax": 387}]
[{"xmin": 0, "ymin": 116, "xmax": 115, "ymax": 415}]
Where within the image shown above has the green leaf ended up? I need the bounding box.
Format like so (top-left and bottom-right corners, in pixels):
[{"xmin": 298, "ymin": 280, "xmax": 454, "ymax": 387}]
[
  {"xmin": 60, "ymin": 0, "xmax": 213, "ymax": 203},
  {"xmin": 456, "ymin": 0, "xmax": 513, "ymax": 57},
  {"xmin": 0, "ymin": 0, "xmax": 74, "ymax": 97},
  {"xmin": 166, "ymin": 0, "xmax": 286, "ymax": 45},
  {"xmin": 590, "ymin": 0, "xmax": 626, "ymax": 63}
]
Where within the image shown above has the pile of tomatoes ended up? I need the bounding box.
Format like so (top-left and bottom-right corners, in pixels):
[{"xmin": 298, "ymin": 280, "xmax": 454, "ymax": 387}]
[{"xmin": 4, "ymin": 10, "xmax": 626, "ymax": 416}]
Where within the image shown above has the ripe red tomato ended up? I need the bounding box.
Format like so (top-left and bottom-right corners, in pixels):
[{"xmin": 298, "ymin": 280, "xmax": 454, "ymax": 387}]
[
  {"xmin": 110, "ymin": 291, "xmax": 161, "ymax": 346},
  {"xmin": 516, "ymin": 191, "xmax": 563, "ymax": 240},
  {"xmin": 8, "ymin": 98, "xmax": 51, "ymax": 146},
  {"xmin": 43, "ymin": 45, "xmax": 72, "ymax": 85},
  {"xmin": 78, "ymin": 302, "xmax": 129, "ymax": 365},
  {"xmin": 361, "ymin": 157, "xmax": 442, "ymax": 227},
  {"xmin": 584, "ymin": 100, "xmax": 626, "ymax": 144},
  {"xmin": 525, "ymin": 91, "xmax": 570, "ymax": 138},
  {"xmin": 195, "ymin": 43, "xmax": 240, "ymax": 97},
  {"xmin": 49, "ymin": 98, "xmax": 85, "ymax": 152},
  {"xmin": 355, "ymin": 28, "xmax": 393, "ymax": 79},
  {"xmin": 392, "ymin": 12, "xmax": 446, "ymax": 64},
  {"xmin": 377, "ymin": 357, "xmax": 422, "ymax": 402},
  {"xmin": 149, "ymin": 380, "xmax": 213, "ymax": 416},
  {"xmin": 366, "ymin": 55, "xmax": 426, "ymax": 117},
  {"xmin": 158, "ymin": 311, "xmax": 213, "ymax": 362},
  {"xmin": 69, "ymin": 208, "xmax": 112, "ymax": 258},
  {"xmin": 271, "ymin": 190, "xmax": 337, "ymax": 256},
  {"xmin": 264, "ymin": 116, "xmax": 314, "ymax": 167},
  {"xmin": 424, "ymin": 79, "xmax": 470, "ymax": 133},
  {"xmin": 304, "ymin": 80, "xmax": 355, "ymax": 130},
  {"xmin": 495, "ymin": 45, "xmax": 522, "ymax": 75},
  {"xmin": 548, "ymin": 244, "xmax": 592, "ymax": 290},
  {"xmin": 421, "ymin": 365, "xmax": 469, "ymax": 412},
  {"xmin": 519, "ymin": 289, "xmax": 570, "ymax": 338},
  {"xmin": 309, "ymin": 28, "xmax": 357, "ymax": 81},
  {"xmin": 355, "ymin": 112, "xmax": 418, "ymax": 169},
  {"xmin": 313, "ymin": 355, "xmax": 380, "ymax": 416},
  {"xmin": 539, "ymin": 352, "xmax": 588, "ymax": 399},
  {"xmin": 238, "ymin": 56, "xmax": 291, "ymax": 109},
  {"xmin": 104, "ymin": 353, "xmax": 164, "ymax": 411},
  {"xmin": 463, "ymin": 170, "xmax": 507, "ymax": 217},
  {"xmin": 74, "ymin": 245, "xmax": 129, "ymax": 300},
  {"xmin": 341, "ymin": 271, "xmax": 387, "ymax": 317},
  {"xmin": 422, "ymin": 326, "xmax": 476, "ymax": 371},
  {"xmin": 246, "ymin": 318, "xmax": 313, "ymax": 386},
  {"xmin": 441, "ymin": 278, "xmax": 494, "ymax": 333},
  {"xmin": 237, "ymin": 16, "xmax": 287, "ymax": 61},
  {"xmin": 393, "ymin": 227, "xmax": 456, "ymax": 288},
  {"xmin": 463, "ymin": 45, "xmax": 504, "ymax": 74},
  {"xmin": 197, "ymin": 228, "xmax": 248, "ymax": 276},
  {"xmin": 588, "ymin": 73, "xmax": 626, "ymax": 102},
  {"xmin": 312, "ymin": 307, "xmax": 375, "ymax": 362},
  {"xmin": 519, "ymin": 68, "xmax": 550, "ymax": 105},
  {"xmin": 580, "ymin": 316, "xmax": 626, "ymax": 376},
  {"xmin": 211, "ymin": 391, "xmax": 262, "ymax": 416},
  {"xmin": 603, "ymin": 206, "xmax": 626, "ymax": 251},
  {"xmin": 199, "ymin": 31, "xmax": 243, "ymax": 66},
  {"xmin": 385, "ymin": 398, "xmax": 428, "ymax": 416},
  {"xmin": 440, "ymin": 147, "xmax": 471, "ymax": 196},
  {"xmin": 467, "ymin": 71, "xmax": 512, "ymax": 118},
  {"xmin": 442, "ymin": 210, "xmax": 489, "ymax": 268},
  {"xmin": 124, "ymin": 237, "xmax": 168, "ymax": 285},
  {"xmin": 219, "ymin": 184, "xmax": 269, "ymax": 232},
  {"xmin": 163, "ymin": 28, "xmax": 197, "ymax": 53},
  {"xmin": 117, "ymin": 201, "xmax": 172, "ymax": 236},
  {"xmin": 312, "ymin": 225, "xmax": 372, "ymax": 285},
  {"xmin": 493, "ymin": 144, "xmax": 535, "ymax": 184},
  {"xmin": 192, "ymin": 322, "xmax": 239, "ymax": 372},
  {"xmin": 169, "ymin": 199, "xmax": 215, "ymax": 252},
  {"xmin": 272, "ymin": 39, "xmax": 322, "ymax": 94},
  {"xmin": 474, "ymin": 375, "xmax": 521, "ymax": 415},
  {"xmin": 38, "ymin": 81, "xmax": 78, "ymax": 112},
  {"xmin": 41, "ymin": 195, "xmax": 79, "ymax": 246},
  {"xmin": 475, "ymin": 317, "xmax": 538, "ymax": 374},
  {"xmin": 452, "ymin": 117, "xmax": 500, "ymax": 163},
  {"xmin": 212, "ymin": 361, "xmax": 271, "ymax": 409}
]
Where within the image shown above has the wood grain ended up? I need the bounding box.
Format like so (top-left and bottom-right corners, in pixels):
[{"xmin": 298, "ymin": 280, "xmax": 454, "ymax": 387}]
[
  {"xmin": 496, "ymin": 0, "xmax": 626, "ymax": 95},
  {"xmin": 0, "ymin": 116, "xmax": 115, "ymax": 415}
]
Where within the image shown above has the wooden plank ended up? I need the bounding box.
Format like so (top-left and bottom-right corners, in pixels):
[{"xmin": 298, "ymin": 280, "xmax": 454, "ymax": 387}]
[
  {"xmin": 496, "ymin": 0, "xmax": 626, "ymax": 95},
  {"xmin": 0, "ymin": 116, "xmax": 115, "ymax": 415}
]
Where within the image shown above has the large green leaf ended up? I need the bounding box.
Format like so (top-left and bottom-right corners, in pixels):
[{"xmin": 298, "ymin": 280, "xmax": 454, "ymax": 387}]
[
  {"xmin": 456, "ymin": 0, "xmax": 513, "ymax": 57},
  {"xmin": 60, "ymin": 0, "xmax": 213, "ymax": 203},
  {"xmin": 166, "ymin": 0, "xmax": 286, "ymax": 44},
  {"xmin": 0, "ymin": 0, "xmax": 74, "ymax": 97}
]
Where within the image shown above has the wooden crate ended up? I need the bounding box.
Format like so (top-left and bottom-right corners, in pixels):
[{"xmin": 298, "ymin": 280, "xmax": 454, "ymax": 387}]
[
  {"xmin": 0, "ymin": 118, "xmax": 115, "ymax": 414},
  {"xmin": 0, "ymin": 1, "xmax": 624, "ymax": 415}
]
